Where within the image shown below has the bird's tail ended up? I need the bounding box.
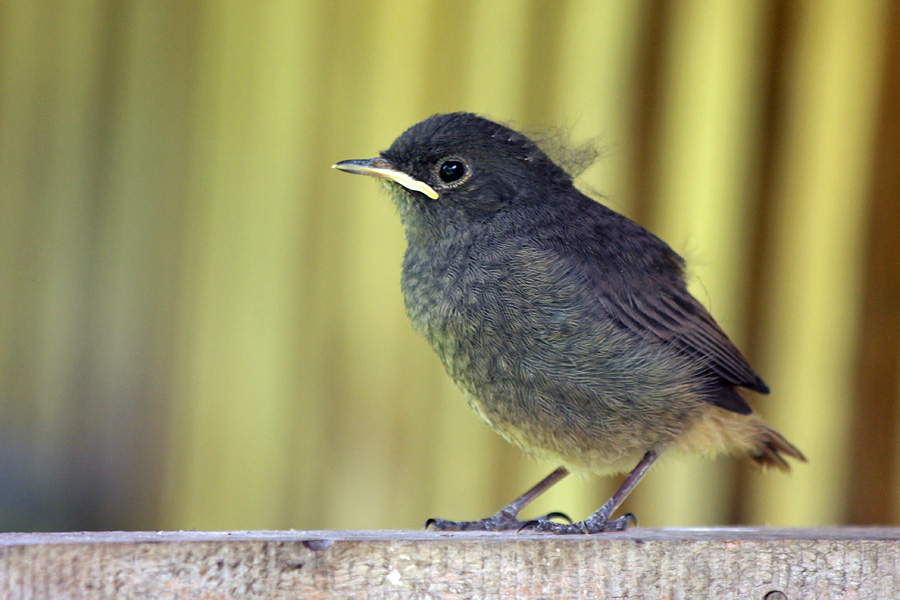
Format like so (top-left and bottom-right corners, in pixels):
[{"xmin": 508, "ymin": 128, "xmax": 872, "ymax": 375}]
[
  {"xmin": 748, "ymin": 425, "xmax": 807, "ymax": 472},
  {"xmin": 678, "ymin": 405, "xmax": 806, "ymax": 471}
]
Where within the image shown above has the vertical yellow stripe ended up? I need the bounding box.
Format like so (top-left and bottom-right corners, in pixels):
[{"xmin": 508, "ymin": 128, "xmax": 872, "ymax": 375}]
[
  {"xmin": 750, "ymin": 0, "xmax": 887, "ymax": 525},
  {"xmin": 635, "ymin": 0, "xmax": 769, "ymax": 526},
  {"xmin": 166, "ymin": 0, "xmax": 321, "ymax": 529}
]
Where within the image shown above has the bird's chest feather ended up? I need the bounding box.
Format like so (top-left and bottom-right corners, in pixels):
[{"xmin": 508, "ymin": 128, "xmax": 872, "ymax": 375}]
[
  {"xmin": 401, "ymin": 240, "xmax": 528, "ymax": 437},
  {"xmin": 401, "ymin": 239, "xmax": 499, "ymax": 374},
  {"xmin": 399, "ymin": 237, "xmax": 575, "ymax": 416}
]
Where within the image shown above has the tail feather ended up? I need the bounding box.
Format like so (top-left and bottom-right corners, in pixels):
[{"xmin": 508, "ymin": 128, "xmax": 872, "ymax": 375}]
[{"xmin": 749, "ymin": 425, "xmax": 807, "ymax": 472}]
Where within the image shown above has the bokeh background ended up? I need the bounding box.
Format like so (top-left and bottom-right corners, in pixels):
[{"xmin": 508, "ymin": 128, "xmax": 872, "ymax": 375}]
[{"xmin": 1, "ymin": 0, "xmax": 898, "ymax": 532}]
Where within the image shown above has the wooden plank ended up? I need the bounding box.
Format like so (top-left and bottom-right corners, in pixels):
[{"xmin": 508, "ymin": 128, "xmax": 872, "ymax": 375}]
[{"xmin": 0, "ymin": 528, "xmax": 896, "ymax": 598}]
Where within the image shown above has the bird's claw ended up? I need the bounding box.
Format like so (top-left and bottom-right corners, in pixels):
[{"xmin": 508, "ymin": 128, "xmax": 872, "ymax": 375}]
[
  {"xmin": 426, "ymin": 509, "xmax": 637, "ymax": 534},
  {"xmin": 425, "ymin": 515, "xmax": 518, "ymax": 532},
  {"xmin": 425, "ymin": 509, "xmax": 572, "ymax": 532},
  {"xmin": 541, "ymin": 511, "xmax": 573, "ymax": 523},
  {"xmin": 528, "ymin": 511, "xmax": 637, "ymax": 534},
  {"xmin": 515, "ymin": 511, "xmax": 573, "ymax": 533}
]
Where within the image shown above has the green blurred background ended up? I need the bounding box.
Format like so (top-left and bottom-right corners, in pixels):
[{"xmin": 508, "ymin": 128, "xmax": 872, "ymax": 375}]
[{"xmin": 1, "ymin": 0, "xmax": 898, "ymax": 532}]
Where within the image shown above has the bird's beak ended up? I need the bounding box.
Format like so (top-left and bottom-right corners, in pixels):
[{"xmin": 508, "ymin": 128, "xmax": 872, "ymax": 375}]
[{"xmin": 332, "ymin": 158, "xmax": 439, "ymax": 199}]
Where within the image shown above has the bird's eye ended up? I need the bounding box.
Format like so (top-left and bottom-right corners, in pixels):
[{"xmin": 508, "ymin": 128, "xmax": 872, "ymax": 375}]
[{"xmin": 438, "ymin": 159, "xmax": 467, "ymax": 184}]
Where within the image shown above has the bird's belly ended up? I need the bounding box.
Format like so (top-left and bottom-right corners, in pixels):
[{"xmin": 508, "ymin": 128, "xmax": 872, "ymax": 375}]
[
  {"xmin": 443, "ymin": 341, "xmax": 704, "ymax": 475},
  {"xmin": 456, "ymin": 384, "xmax": 663, "ymax": 475}
]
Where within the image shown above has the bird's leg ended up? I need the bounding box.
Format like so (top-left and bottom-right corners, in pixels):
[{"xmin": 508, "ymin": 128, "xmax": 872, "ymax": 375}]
[
  {"xmin": 528, "ymin": 450, "xmax": 659, "ymax": 534},
  {"xmin": 425, "ymin": 466, "xmax": 570, "ymax": 531}
]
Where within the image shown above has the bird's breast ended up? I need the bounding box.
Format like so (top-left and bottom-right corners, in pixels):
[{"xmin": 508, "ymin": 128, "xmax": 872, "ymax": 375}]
[{"xmin": 400, "ymin": 241, "xmax": 490, "ymax": 370}]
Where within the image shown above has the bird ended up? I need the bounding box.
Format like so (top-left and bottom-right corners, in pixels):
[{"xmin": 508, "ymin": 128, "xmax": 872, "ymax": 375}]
[{"xmin": 333, "ymin": 112, "xmax": 805, "ymax": 534}]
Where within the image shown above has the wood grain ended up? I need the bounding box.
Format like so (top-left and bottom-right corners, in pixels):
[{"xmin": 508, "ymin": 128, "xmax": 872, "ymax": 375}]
[{"xmin": 0, "ymin": 528, "xmax": 896, "ymax": 598}]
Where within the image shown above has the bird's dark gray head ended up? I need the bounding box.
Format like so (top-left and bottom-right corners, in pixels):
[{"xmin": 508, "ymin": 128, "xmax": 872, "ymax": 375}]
[{"xmin": 334, "ymin": 113, "xmax": 575, "ymax": 234}]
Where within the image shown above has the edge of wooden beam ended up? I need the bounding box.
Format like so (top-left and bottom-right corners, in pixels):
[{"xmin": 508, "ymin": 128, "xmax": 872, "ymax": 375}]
[
  {"xmin": 1, "ymin": 526, "xmax": 898, "ymax": 546},
  {"xmin": 0, "ymin": 528, "xmax": 897, "ymax": 598}
]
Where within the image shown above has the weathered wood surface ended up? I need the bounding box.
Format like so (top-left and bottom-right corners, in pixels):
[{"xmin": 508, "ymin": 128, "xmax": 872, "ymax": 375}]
[{"xmin": 0, "ymin": 528, "xmax": 897, "ymax": 599}]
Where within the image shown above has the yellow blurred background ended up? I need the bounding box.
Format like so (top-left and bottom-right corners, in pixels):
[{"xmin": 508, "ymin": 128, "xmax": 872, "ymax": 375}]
[{"xmin": 1, "ymin": 0, "xmax": 898, "ymax": 532}]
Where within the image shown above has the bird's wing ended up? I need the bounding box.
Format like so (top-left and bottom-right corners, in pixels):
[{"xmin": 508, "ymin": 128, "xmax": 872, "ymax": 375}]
[
  {"xmin": 520, "ymin": 208, "xmax": 767, "ymax": 414},
  {"xmin": 596, "ymin": 284, "xmax": 768, "ymax": 413}
]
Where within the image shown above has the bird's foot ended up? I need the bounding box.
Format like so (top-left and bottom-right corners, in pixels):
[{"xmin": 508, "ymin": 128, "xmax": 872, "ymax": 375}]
[
  {"xmin": 425, "ymin": 510, "xmax": 571, "ymax": 532},
  {"xmin": 521, "ymin": 510, "xmax": 637, "ymax": 534}
]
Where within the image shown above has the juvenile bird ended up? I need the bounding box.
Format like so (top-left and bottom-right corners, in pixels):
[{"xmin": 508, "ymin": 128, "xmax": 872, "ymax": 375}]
[{"xmin": 333, "ymin": 112, "xmax": 804, "ymax": 534}]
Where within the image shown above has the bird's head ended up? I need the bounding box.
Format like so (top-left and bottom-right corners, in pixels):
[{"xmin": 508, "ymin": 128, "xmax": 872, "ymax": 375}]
[{"xmin": 334, "ymin": 113, "xmax": 575, "ymax": 237}]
